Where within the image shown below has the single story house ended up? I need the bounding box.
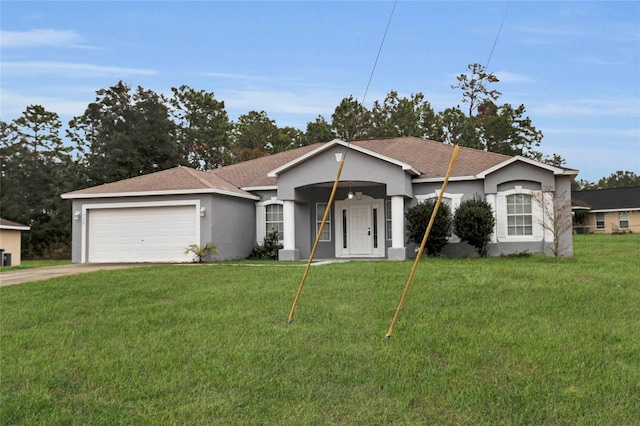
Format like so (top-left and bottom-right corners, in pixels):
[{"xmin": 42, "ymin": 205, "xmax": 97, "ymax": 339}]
[
  {"xmin": 0, "ymin": 218, "xmax": 31, "ymax": 266},
  {"xmin": 572, "ymin": 186, "xmax": 640, "ymax": 234},
  {"xmin": 61, "ymin": 137, "xmax": 578, "ymax": 263}
]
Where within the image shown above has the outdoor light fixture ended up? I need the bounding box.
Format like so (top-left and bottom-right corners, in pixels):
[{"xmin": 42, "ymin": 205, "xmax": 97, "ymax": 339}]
[
  {"xmin": 200, "ymin": 207, "xmax": 206, "ymax": 217},
  {"xmin": 348, "ymin": 183, "xmax": 354, "ymax": 200},
  {"xmin": 74, "ymin": 211, "xmax": 81, "ymax": 220}
]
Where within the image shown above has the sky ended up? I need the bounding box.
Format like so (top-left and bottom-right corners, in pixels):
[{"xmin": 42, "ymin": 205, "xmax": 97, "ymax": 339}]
[{"xmin": 1, "ymin": 1, "xmax": 639, "ymax": 182}]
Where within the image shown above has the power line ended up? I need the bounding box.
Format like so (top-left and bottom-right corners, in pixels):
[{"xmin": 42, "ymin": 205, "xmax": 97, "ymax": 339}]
[{"xmin": 485, "ymin": 1, "xmax": 511, "ymax": 70}]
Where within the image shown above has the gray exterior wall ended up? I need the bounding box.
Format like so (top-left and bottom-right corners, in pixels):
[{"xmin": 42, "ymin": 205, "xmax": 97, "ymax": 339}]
[
  {"xmin": 210, "ymin": 194, "xmax": 256, "ymax": 260},
  {"xmin": 277, "ymin": 147, "xmax": 412, "ymax": 200}
]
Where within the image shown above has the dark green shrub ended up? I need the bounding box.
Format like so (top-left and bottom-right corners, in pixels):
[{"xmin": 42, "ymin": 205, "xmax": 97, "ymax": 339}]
[
  {"xmin": 453, "ymin": 195, "xmax": 495, "ymax": 257},
  {"xmin": 248, "ymin": 230, "xmax": 282, "ymax": 260},
  {"xmin": 405, "ymin": 199, "xmax": 452, "ymax": 256}
]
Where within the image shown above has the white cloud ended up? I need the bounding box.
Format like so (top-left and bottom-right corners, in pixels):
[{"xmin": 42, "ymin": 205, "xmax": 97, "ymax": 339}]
[
  {"xmin": 494, "ymin": 71, "xmax": 534, "ymax": 84},
  {"xmin": 530, "ymin": 97, "xmax": 640, "ymax": 117},
  {"xmin": 0, "ymin": 61, "xmax": 157, "ymax": 78},
  {"xmin": 220, "ymin": 89, "xmax": 341, "ymax": 116},
  {"xmin": 0, "ymin": 29, "xmax": 85, "ymax": 48},
  {"xmin": 0, "ymin": 89, "xmax": 89, "ymax": 119}
]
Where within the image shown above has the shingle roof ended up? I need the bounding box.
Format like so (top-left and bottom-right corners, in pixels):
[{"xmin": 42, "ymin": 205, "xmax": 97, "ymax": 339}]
[
  {"xmin": 572, "ymin": 186, "xmax": 640, "ymax": 211},
  {"xmin": 61, "ymin": 137, "xmax": 577, "ymax": 198},
  {"xmin": 62, "ymin": 166, "xmax": 255, "ymax": 198},
  {"xmin": 211, "ymin": 143, "xmax": 322, "ymax": 188},
  {"xmin": 349, "ymin": 137, "xmax": 514, "ymax": 179}
]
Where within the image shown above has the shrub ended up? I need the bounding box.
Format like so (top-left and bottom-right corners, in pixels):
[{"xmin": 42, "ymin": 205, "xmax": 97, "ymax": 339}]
[
  {"xmin": 184, "ymin": 242, "xmax": 218, "ymax": 263},
  {"xmin": 248, "ymin": 230, "xmax": 282, "ymax": 260},
  {"xmin": 453, "ymin": 195, "xmax": 495, "ymax": 257},
  {"xmin": 405, "ymin": 199, "xmax": 452, "ymax": 256}
]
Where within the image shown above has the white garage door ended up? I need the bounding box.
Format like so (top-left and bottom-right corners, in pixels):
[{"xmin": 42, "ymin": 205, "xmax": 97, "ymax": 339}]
[{"xmin": 87, "ymin": 205, "xmax": 198, "ymax": 263}]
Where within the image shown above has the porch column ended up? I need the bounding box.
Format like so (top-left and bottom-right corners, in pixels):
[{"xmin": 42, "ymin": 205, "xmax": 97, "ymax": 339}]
[
  {"xmin": 388, "ymin": 195, "xmax": 407, "ymax": 260},
  {"xmin": 279, "ymin": 200, "xmax": 300, "ymax": 261}
]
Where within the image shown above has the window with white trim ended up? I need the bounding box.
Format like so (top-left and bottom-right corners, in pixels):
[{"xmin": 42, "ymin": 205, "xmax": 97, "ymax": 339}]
[
  {"xmin": 596, "ymin": 213, "xmax": 605, "ymax": 230},
  {"xmin": 619, "ymin": 212, "xmax": 629, "ymax": 229},
  {"xmin": 316, "ymin": 203, "xmax": 331, "ymax": 241},
  {"xmin": 256, "ymin": 199, "xmax": 284, "ymax": 244},
  {"xmin": 385, "ymin": 199, "xmax": 392, "ymax": 240},
  {"xmin": 265, "ymin": 204, "xmax": 284, "ymax": 240},
  {"xmin": 507, "ymin": 194, "xmax": 532, "ymax": 236}
]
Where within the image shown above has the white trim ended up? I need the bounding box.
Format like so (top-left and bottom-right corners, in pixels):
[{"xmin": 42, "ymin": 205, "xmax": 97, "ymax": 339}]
[
  {"xmin": 0, "ymin": 225, "xmax": 30, "ymax": 231},
  {"xmin": 283, "ymin": 200, "xmax": 296, "ymax": 250},
  {"xmin": 63, "ymin": 188, "xmax": 259, "ymax": 201},
  {"xmin": 496, "ymin": 188, "xmax": 544, "ymax": 242},
  {"xmin": 241, "ymin": 186, "xmax": 277, "ymax": 192},
  {"xmin": 268, "ymin": 138, "xmax": 420, "ymax": 177},
  {"xmin": 412, "ymin": 175, "xmax": 477, "ymax": 183},
  {"xmin": 391, "ymin": 196, "xmax": 404, "ymax": 248},
  {"xmin": 80, "ymin": 199, "xmax": 201, "ymax": 264},
  {"xmin": 255, "ymin": 198, "xmax": 284, "ymax": 245},
  {"xmin": 590, "ymin": 208, "xmax": 640, "ymax": 213},
  {"xmin": 476, "ymin": 156, "xmax": 576, "ymax": 179}
]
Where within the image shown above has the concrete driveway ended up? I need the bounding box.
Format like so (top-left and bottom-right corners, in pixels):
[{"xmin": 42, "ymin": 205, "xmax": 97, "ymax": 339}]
[{"xmin": 0, "ymin": 264, "xmax": 151, "ymax": 287}]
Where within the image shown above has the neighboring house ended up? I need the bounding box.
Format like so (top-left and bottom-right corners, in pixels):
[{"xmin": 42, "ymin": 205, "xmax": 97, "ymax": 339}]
[
  {"xmin": 61, "ymin": 137, "xmax": 578, "ymax": 263},
  {"xmin": 0, "ymin": 218, "xmax": 30, "ymax": 266},
  {"xmin": 572, "ymin": 186, "xmax": 640, "ymax": 234}
]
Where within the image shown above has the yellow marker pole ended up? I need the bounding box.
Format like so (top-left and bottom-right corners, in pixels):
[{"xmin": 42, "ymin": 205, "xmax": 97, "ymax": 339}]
[
  {"xmin": 385, "ymin": 145, "xmax": 460, "ymax": 338},
  {"xmin": 287, "ymin": 158, "xmax": 346, "ymax": 324}
]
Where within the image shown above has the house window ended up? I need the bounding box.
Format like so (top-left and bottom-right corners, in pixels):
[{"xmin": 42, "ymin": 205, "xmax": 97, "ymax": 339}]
[
  {"xmin": 507, "ymin": 194, "xmax": 532, "ymax": 236},
  {"xmin": 619, "ymin": 212, "xmax": 629, "ymax": 229},
  {"xmin": 316, "ymin": 203, "xmax": 331, "ymax": 241},
  {"xmin": 596, "ymin": 213, "xmax": 605, "ymax": 230},
  {"xmin": 385, "ymin": 200, "xmax": 392, "ymax": 240},
  {"xmin": 265, "ymin": 204, "xmax": 284, "ymax": 240}
]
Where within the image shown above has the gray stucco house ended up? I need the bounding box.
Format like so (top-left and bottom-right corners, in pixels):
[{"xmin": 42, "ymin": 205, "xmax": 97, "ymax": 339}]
[{"xmin": 61, "ymin": 137, "xmax": 578, "ymax": 263}]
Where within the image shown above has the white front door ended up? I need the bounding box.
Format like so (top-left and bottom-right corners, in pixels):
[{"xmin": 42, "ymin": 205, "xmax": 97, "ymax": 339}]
[
  {"xmin": 335, "ymin": 196, "xmax": 385, "ymax": 258},
  {"xmin": 349, "ymin": 205, "xmax": 372, "ymax": 255}
]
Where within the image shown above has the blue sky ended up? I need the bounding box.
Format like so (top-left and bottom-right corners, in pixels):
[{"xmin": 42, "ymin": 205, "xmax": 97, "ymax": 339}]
[{"xmin": 1, "ymin": 1, "xmax": 638, "ymax": 182}]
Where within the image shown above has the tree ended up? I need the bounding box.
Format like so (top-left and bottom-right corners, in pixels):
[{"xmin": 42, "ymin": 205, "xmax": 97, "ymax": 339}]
[
  {"xmin": 369, "ymin": 91, "xmax": 438, "ymax": 139},
  {"xmin": 453, "ymin": 195, "xmax": 495, "ymax": 257},
  {"xmin": 478, "ymin": 102, "xmax": 543, "ymax": 158},
  {"xmin": 170, "ymin": 85, "xmax": 231, "ymax": 170},
  {"xmin": 1, "ymin": 105, "xmax": 74, "ymax": 258},
  {"xmin": 305, "ymin": 115, "xmax": 335, "ymax": 143},
  {"xmin": 405, "ymin": 199, "xmax": 452, "ymax": 256},
  {"xmin": 230, "ymin": 110, "xmax": 279, "ymax": 162},
  {"xmin": 68, "ymin": 81, "xmax": 179, "ymax": 186},
  {"xmin": 275, "ymin": 126, "xmax": 307, "ymax": 153},
  {"xmin": 435, "ymin": 107, "xmax": 482, "ymax": 149},
  {"xmin": 531, "ymin": 190, "xmax": 573, "ymax": 257},
  {"xmin": 331, "ymin": 96, "xmax": 371, "ymax": 141},
  {"xmin": 451, "ymin": 63, "xmax": 501, "ymax": 118},
  {"xmin": 597, "ymin": 171, "xmax": 640, "ymax": 189}
]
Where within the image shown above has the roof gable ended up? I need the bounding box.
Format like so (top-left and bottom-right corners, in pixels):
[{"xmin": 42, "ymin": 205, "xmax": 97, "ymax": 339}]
[{"xmin": 267, "ymin": 139, "xmax": 420, "ymax": 178}]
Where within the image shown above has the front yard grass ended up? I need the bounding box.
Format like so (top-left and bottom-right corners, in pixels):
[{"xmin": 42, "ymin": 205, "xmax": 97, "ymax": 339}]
[{"xmin": 1, "ymin": 234, "xmax": 639, "ymax": 424}]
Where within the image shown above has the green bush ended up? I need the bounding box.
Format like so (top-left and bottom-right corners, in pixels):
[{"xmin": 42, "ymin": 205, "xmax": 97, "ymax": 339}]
[
  {"xmin": 453, "ymin": 195, "xmax": 495, "ymax": 257},
  {"xmin": 405, "ymin": 199, "xmax": 452, "ymax": 256},
  {"xmin": 248, "ymin": 230, "xmax": 282, "ymax": 260}
]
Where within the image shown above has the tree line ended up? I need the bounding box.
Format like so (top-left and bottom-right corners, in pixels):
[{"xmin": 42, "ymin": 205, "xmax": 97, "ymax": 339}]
[{"xmin": 0, "ymin": 63, "xmax": 636, "ymax": 259}]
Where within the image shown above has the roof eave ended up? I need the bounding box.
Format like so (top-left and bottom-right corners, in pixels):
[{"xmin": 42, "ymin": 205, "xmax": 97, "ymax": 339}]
[{"xmin": 61, "ymin": 188, "xmax": 260, "ymax": 200}]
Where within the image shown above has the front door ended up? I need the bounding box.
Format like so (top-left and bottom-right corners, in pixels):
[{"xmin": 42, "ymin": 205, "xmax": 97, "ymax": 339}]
[
  {"xmin": 335, "ymin": 196, "xmax": 385, "ymax": 258},
  {"xmin": 349, "ymin": 205, "xmax": 372, "ymax": 255}
]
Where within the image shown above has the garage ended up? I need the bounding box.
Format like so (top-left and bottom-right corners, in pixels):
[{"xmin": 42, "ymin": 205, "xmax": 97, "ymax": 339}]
[{"xmin": 86, "ymin": 204, "xmax": 198, "ymax": 263}]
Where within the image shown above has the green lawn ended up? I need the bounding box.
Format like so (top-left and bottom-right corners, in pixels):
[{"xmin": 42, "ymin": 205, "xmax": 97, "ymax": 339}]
[{"xmin": 1, "ymin": 235, "xmax": 639, "ymax": 425}]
